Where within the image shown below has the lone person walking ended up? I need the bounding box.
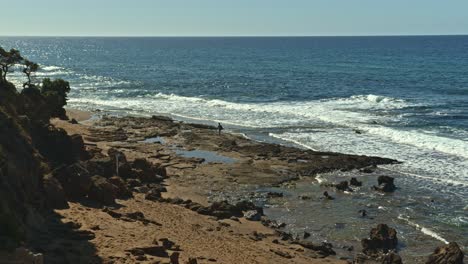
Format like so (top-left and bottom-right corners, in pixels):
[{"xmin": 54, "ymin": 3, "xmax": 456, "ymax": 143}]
[{"xmin": 217, "ymin": 122, "xmax": 224, "ymax": 135}]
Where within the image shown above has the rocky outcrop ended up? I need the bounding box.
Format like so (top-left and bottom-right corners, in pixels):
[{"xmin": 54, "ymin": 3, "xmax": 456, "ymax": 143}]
[
  {"xmin": 426, "ymin": 242, "xmax": 464, "ymax": 264},
  {"xmin": 88, "ymin": 175, "xmax": 118, "ymax": 205},
  {"xmin": 42, "ymin": 174, "xmax": 68, "ymax": 209},
  {"xmin": 361, "ymin": 224, "xmax": 398, "ymax": 254}
]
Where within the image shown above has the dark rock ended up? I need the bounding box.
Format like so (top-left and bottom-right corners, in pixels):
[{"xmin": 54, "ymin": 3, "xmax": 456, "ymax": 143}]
[
  {"xmin": 293, "ymin": 241, "xmax": 336, "ymax": 257},
  {"xmin": 267, "ymin": 191, "xmax": 284, "ymax": 198},
  {"xmin": 335, "ymin": 181, "xmax": 353, "ymax": 192},
  {"xmin": 42, "ymin": 174, "xmax": 69, "ymax": 209},
  {"xmin": 145, "ymin": 188, "xmax": 163, "ymax": 201},
  {"xmin": 323, "ymin": 191, "xmax": 334, "ymax": 200},
  {"xmin": 69, "ymin": 118, "xmax": 78, "ymax": 124},
  {"xmin": 159, "ymin": 238, "xmax": 176, "ymax": 250},
  {"xmin": 378, "ymin": 176, "xmax": 394, "ymax": 186},
  {"xmin": 70, "ymin": 134, "xmax": 89, "ymax": 161},
  {"xmin": 87, "ymin": 175, "xmax": 118, "ymax": 205},
  {"xmin": 303, "ymin": 232, "xmax": 311, "ymax": 239},
  {"xmin": 350, "ymin": 177, "xmax": 363, "ymax": 186},
  {"xmin": 360, "ymin": 165, "xmax": 376, "ymax": 173},
  {"xmin": 382, "ymin": 252, "xmax": 403, "ymax": 264},
  {"xmin": 170, "ymin": 252, "xmax": 180, "ymax": 264},
  {"xmin": 361, "ymin": 224, "xmax": 398, "ymax": 254},
  {"xmin": 359, "ymin": 209, "xmax": 367, "ymax": 217},
  {"xmin": 82, "ymin": 157, "xmax": 114, "ymax": 178},
  {"xmin": 53, "ymin": 163, "xmax": 92, "ymax": 200},
  {"xmin": 270, "ymin": 249, "xmax": 293, "ymax": 259},
  {"xmin": 374, "ymin": 176, "xmax": 397, "ymax": 193},
  {"xmin": 126, "ymin": 178, "xmax": 141, "ymax": 188},
  {"xmin": 127, "ymin": 246, "xmax": 168, "ymax": 257},
  {"xmin": 426, "ymin": 242, "xmax": 464, "ymax": 264},
  {"xmin": 187, "ymin": 258, "xmax": 198, "ymax": 264},
  {"xmin": 108, "ymin": 176, "xmax": 132, "ymax": 199}
]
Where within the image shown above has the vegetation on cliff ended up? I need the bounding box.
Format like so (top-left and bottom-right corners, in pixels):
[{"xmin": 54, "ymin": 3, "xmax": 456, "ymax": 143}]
[{"xmin": 0, "ymin": 46, "xmax": 73, "ymax": 251}]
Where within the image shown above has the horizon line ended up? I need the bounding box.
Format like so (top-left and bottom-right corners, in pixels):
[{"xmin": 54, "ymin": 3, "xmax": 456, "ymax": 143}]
[{"xmin": 1, "ymin": 34, "xmax": 468, "ymax": 38}]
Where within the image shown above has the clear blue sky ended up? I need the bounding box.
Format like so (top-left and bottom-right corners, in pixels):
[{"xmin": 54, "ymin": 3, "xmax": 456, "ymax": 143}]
[{"xmin": 2, "ymin": 0, "xmax": 468, "ymax": 36}]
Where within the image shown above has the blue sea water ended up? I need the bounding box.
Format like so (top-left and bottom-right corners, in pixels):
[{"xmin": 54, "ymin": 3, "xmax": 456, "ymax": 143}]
[{"xmin": 1, "ymin": 36, "xmax": 467, "ymax": 260}]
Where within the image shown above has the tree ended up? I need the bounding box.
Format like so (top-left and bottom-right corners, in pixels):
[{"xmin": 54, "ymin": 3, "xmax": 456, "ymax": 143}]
[
  {"xmin": 0, "ymin": 47, "xmax": 23, "ymax": 82},
  {"xmin": 40, "ymin": 78, "xmax": 71, "ymax": 119},
  {"xmin": 22, "ymin": 60, "xmax": 39, "ymax": 88}
]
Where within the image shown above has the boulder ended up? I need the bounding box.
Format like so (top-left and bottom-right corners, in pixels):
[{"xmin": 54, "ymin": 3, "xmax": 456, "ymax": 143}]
[
  {"xmin": 426, "ymin": 242, "xmax": 464, "ymax": 264},
  {"xmin": 87, "ymin": 175, "xmax": 118, "ymax": 205},
  {"xmin": 361, "ymin": 224, "xmax": 398, "ymax": 254},
  {"xmin": 82, "ymin": 157, "xmax": 114, "ymax": 178},
  {"xmin": 42, "ymin": 174, "xmax": 68, "ymax": 209},
  {"xmin": 53, "ymin": 163, "xmax": 92, "ymax": 200},
  {"xmin": 350, "ymin": 177, "xmax": 363, "ymax": 186},
  {"xmin": 108, "ymin": 176, "xmax": 132, "ymax": 199},
  {"xmin": 335, "ymin": 181, "xmax": 352, "ymax": 192},
  {"xmin": 374, "ymin": 176, "xmax": 396, "ymax": 192}
]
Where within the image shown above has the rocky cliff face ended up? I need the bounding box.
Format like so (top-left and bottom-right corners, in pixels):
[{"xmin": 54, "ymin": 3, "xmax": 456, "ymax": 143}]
[
  {"xmin": 0, "ymin": 80, "xmax": 78, "ymax": 251},
  {"xmin": 0, "ymin": 82, "xmax": 47, "ymax": 250}
]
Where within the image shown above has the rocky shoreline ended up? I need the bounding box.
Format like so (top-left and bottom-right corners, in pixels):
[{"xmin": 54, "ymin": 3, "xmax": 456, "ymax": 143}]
[{"xmin": 0, "ymin": 94, "xmax": 464, "ymax": 263}]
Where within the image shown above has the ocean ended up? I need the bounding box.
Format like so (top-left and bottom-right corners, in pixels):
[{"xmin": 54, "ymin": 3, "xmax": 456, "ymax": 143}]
[{"xmin": 1, "ymin": 36, "xmax": 466, "ymax": 261}]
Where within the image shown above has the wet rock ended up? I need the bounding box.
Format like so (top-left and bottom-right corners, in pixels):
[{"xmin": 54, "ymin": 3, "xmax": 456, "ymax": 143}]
[
  {"xmin": 361, "ymin": 224, "xmax": 398, "ymax": 254},
  {"xmin": 244, "ymin": 210, "xmax": 262, "ymax": 221},
  {"xmin": 42, "ymin": 174, "xmax": 69, "ymax": 209},
  {"xmin": 335, "ymin": 181, "xmax": 353, "ymax": 192},
  {"xmin": 382, "ymin": 252, "xmax": 403, "ymax": 264},
  {"xmin": 350, "ymin": 177, "xmax": 363, "ymax": 186},
  {"xmin": 426, "ymin": 242, "xmax": 464, "ymax": 264},
  {"xmin": 374, "ymin": 176, "xmax": 396, "ymax": 193},
  {"xmin": 88, "ymin": 175, "xmax": 118, "ymax": 205},
  {"xmin": 303, "ymin": 231, "xmax": 311, "ymax": 239},
  {"xmin": 292, "ymin": 241, "xmax": 336, "ymax": 257},
  {"xmin": 359, "ymin": 209, "xmax": 368, "ymax": 217},
  {"xmin": 323, "ymin": 191, "xmax": 334, "ymax": 200},
  {"xmin": 69, "ymin": 118, "xmax": 78, "ymax": 124},
  {"xmin": 267, "ymin": 192, "xmax": 283, "ymax": 198}
]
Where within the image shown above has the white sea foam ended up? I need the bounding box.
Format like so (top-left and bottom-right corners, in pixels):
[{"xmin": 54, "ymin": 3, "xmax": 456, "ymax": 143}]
[{"xmin": 398, "ymin": 215, "xmax": 449, "ymax": 244}]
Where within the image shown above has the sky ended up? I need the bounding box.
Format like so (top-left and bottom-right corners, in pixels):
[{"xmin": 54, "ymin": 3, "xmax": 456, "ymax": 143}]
[{"xmin": 1, "ymin": 0, "xmax": 468, "ymax": 36}]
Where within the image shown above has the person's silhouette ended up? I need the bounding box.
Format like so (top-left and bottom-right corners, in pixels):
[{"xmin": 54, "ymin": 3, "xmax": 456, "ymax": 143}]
[{"xmin": 217, "ymin": 122, "xmax": 224, "ymax": 135}]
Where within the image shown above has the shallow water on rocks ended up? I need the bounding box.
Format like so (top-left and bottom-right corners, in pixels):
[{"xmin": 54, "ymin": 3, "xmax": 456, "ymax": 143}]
[
  {"xmin": 206, "ymin": 165, "xmax": 467, "ymax": 263},
  {"xmin": 174, "ymin": 149, "xmax": 237, "ymax": 164}
]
